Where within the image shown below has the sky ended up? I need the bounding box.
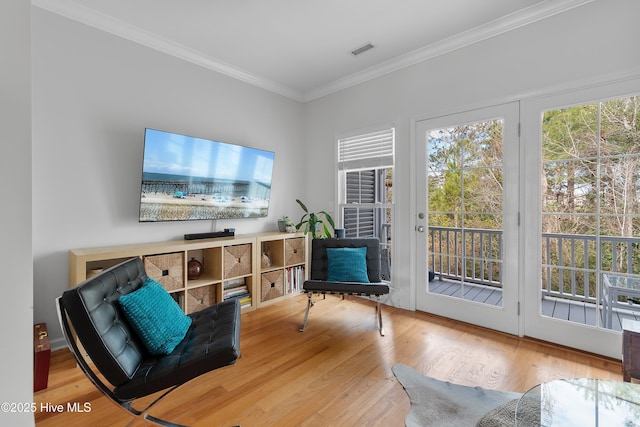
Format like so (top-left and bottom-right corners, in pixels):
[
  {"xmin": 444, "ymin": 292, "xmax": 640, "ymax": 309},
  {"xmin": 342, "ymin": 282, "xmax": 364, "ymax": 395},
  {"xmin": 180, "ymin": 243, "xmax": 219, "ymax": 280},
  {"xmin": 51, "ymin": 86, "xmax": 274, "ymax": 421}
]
[{"xmin": 143, "ymin": 128, "xmax": 275, "ymax": 184}]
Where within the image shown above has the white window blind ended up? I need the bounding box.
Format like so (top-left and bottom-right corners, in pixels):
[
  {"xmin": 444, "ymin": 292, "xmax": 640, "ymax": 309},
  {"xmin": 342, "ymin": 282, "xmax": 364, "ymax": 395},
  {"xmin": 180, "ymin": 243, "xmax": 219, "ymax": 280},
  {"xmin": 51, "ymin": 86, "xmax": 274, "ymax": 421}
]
[{"xmin": 338, "ymin": 128, "xmax": 394, "ymax": 170}]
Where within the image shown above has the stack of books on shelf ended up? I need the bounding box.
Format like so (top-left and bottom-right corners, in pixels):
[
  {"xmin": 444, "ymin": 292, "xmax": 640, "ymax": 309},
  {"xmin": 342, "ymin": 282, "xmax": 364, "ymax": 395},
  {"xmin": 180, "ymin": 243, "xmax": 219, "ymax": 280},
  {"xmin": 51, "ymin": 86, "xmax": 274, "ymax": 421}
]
[
  {"xmin": 171, "ymin": 293, "xmax": 185, "ymax": 310},
  {"xmin": 285, "ymin": 266, "xmax": 305, "ymax": 294},
  {"xmin": 223, "ymin": 277, "xmax": 251, "ymax": 307}
]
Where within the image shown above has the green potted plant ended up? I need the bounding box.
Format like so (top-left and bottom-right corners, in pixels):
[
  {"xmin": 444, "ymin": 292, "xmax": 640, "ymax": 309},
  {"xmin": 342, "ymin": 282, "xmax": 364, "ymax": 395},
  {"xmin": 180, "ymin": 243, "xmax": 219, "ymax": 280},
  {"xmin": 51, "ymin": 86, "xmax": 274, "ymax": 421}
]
[
  {"xmin": 295, "ymin": 199, "xmax": 335, "ymax": 239},
  {"xmin": 277, "ymin": 216, "xmax": 293, "ymax": 232}
]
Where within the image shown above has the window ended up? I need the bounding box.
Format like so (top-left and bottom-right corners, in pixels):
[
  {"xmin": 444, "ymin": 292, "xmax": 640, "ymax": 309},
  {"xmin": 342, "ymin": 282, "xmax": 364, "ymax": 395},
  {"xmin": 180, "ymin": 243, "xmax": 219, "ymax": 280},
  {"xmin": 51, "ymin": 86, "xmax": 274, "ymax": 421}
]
[{"xmin": 337, "ymin": 127, "xmax": 394, "ymax": 281}]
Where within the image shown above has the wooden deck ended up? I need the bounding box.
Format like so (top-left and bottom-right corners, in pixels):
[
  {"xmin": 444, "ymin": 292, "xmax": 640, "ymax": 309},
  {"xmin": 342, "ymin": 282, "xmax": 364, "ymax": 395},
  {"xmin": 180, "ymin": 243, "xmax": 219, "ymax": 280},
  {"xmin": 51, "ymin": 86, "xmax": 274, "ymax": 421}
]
[
  {"xmin": 429, "ymin": 279, "xmax": 503, "ymax": 306},
  {"xmin": 429, "ymin": 279, "xmax": 640, "ymax": 332}
]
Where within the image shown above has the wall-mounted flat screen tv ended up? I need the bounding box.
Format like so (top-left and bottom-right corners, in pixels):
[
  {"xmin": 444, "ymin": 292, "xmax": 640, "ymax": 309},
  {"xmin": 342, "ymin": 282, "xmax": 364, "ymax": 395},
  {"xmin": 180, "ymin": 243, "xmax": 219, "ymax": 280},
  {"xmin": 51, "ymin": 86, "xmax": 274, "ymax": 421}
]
[{"xmin": 139, "ymin": 128, "xmax": 275, "ymax": 222}]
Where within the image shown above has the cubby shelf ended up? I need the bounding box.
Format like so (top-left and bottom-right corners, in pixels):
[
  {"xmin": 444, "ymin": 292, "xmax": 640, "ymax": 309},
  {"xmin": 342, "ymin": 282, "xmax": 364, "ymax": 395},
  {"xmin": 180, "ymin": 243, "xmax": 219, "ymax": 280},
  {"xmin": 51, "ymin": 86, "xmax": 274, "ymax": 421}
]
[
  {"xmin": 257, "ymin": 234, "xmax": 308, "ymax": 306},
  {"xmin": 69, "ymin": 231, "xmax": 308, "ymax": 314}
]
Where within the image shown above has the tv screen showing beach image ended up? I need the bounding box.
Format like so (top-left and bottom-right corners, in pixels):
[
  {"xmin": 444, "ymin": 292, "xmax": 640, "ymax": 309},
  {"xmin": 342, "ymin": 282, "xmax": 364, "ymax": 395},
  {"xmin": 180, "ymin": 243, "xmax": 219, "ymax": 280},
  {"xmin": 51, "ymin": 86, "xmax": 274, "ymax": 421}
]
[{"xmin": 139, "ymin": 129, "xmax": 274, "ymax": 222}]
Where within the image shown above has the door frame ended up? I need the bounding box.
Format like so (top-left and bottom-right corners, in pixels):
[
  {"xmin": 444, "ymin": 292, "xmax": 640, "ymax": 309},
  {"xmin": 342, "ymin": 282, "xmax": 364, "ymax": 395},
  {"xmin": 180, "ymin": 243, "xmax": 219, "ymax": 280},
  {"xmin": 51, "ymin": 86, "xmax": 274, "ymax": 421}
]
[{"xmin": 414, "ymin": 102, "xmax": 521, "ymax": 335}]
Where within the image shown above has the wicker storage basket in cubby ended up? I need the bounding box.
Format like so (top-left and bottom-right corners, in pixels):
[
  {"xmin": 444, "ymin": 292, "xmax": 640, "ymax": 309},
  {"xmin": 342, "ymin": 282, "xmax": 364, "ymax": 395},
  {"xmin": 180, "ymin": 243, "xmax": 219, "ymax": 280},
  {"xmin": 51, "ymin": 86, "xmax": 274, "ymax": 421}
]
[
  {"xmin": 186, "ymin": 285, "xmax": 216, "ymax": 314},
  {"xmin": 223, "ymin": 244, "xmax": 252, "ymax": 278},
  {"xmin": 143, "ymin": 252, "xmax": 184, "ymax": 291},
  {"xmin": 261, "ymin": 270, "xmax": 284, "ymax": 302},
  {"xmin": 285, "ymin": 238, "xmax": 305, "ymax": 265}
]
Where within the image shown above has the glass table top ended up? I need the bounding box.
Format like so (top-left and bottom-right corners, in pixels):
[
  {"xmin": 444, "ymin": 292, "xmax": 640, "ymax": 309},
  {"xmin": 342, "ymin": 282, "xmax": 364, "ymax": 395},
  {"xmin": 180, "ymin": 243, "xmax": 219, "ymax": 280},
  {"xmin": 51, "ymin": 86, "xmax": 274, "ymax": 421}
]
[
  {"xmin": 604, "ymin": 273, "xmax": 640, "ymax": 291},
  {"xmin": 515, "ymin": 378, "xmax": 640, "ymax": 426}
]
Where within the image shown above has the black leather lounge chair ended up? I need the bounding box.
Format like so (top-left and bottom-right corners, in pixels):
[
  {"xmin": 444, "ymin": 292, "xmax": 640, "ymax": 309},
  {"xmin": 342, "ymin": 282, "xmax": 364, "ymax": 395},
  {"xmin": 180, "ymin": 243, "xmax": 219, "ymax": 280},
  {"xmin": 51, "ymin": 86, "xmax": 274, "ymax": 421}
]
[
  {"xmin": 300, "ymin": 237, "xmax": 390, "ymax": 336},
  {"xmin": 56, "ymin": 257, "xmax": 241, "ymax": 427}
]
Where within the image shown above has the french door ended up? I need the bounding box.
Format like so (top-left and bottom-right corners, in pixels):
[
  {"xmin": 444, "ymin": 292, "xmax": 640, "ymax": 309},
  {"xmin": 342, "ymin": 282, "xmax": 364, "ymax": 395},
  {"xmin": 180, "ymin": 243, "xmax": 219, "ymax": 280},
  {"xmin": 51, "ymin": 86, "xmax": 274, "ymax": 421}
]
[
  {"xmin": 415, "ymin": 102, "xmax": 520, "ymax": 334},
  {"xmin": 521, "ymin": 82, "xmax": 640, "ymax": 359}
]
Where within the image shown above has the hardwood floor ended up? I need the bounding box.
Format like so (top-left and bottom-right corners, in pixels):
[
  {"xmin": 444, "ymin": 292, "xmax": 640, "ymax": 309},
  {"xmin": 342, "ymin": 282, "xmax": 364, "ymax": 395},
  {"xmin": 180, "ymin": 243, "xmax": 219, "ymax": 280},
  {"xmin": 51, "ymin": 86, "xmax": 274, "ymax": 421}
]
[{"xmin": 34, "ymin": 294, "xmax": 623, "ymax": 426}]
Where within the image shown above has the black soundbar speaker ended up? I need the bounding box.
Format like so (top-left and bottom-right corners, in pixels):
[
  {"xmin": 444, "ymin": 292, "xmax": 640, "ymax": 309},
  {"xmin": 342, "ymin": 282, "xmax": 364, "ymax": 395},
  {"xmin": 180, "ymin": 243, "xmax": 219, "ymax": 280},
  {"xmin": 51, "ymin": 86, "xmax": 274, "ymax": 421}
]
[{"xmin": 184, "ymin": 230, "xmax": 235, "ymax": 240}]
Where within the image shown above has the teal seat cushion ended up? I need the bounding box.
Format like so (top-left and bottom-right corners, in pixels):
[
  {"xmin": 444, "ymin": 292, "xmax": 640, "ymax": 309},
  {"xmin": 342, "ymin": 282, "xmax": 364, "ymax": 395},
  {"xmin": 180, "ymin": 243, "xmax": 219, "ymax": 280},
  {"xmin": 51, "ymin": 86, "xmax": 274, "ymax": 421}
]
[
  {"xmin": 118, "ymin": 277, "xmax": 192, "ymax": 355},
  {"xmin": 326, "ymin": 246, "xmax": 370, "ymax": 283}
]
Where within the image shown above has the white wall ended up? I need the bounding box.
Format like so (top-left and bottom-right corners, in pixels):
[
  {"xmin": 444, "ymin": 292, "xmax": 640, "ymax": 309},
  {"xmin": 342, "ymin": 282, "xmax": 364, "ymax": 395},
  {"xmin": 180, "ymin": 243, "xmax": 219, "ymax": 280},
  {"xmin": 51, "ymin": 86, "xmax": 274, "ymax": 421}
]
[
  {"xmin": 303, "ymin": 0, "xmax": 640, "ymax": 310},
  {"xmin": 0, "ymin": 1, "xmax": 34, "ymax": 426},
  {"xmin": 32, "ymin": 9, "xmax": 306, "ymax": 348}
]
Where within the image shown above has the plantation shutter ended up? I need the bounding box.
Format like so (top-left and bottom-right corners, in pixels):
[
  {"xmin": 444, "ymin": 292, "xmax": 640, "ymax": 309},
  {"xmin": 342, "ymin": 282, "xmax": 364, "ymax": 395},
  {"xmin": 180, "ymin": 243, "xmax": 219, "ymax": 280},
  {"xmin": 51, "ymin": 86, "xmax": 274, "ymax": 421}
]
[
  {"xmin": 346, "ymin": 170, "xmax": 375, "ymax": 204},
  {"xmin": 344, "ymin": 170, "xmax": 376, "ymax": 236}
]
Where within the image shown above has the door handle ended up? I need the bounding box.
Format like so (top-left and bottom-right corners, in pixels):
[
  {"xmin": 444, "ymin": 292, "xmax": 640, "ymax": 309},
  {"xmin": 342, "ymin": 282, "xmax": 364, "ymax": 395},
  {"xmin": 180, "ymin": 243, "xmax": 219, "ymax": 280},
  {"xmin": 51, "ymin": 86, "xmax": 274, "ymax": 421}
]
[{"xmin": 416, "ymin": 225, "xmax": 425, "ymax": 232}]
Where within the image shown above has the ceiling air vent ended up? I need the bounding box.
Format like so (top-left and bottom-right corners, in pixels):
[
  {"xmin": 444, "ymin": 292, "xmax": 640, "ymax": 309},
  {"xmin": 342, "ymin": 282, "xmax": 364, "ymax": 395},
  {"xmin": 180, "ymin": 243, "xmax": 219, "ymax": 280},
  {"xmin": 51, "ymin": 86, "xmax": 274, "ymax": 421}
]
[{"xmin": 351, "ymin": 43, "xmax": 375, "ymax": 56}]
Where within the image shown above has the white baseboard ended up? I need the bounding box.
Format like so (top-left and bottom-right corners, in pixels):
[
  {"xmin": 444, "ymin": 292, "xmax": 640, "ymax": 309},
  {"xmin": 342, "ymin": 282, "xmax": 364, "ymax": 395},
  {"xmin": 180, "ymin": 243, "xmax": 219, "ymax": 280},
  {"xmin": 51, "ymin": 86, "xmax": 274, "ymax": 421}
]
[{"xmin": 50, "ymin": 337, "xmax": 68, "ymax": 352}]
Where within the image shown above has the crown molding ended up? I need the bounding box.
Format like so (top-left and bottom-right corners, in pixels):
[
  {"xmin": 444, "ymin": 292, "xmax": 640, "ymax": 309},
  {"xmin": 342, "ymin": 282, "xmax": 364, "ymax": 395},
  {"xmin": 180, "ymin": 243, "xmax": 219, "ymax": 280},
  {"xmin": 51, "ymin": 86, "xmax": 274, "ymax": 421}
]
[
  {"xmin": 32, "ymin": 0, "xmax": 594, "ymax": 104},
  {"xmin": 31, "ymin": 0, "xmax": 305, "ymax": 102},
  {"xmin": 302, "ymin": 0, "xmax": 595, "ymax": 101}
]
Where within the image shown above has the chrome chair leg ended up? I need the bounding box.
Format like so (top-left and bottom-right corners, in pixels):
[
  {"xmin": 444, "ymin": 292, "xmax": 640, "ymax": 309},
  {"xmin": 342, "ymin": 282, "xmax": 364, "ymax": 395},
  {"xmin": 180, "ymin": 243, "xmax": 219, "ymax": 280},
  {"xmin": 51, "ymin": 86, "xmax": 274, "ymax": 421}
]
[
  {"xmin": 300, "ymin": 291, "xmax": 313, "ymax": 332},
  {"xmin": 376, "ymin": 296, "xmax": 385, "ymax": 336}
]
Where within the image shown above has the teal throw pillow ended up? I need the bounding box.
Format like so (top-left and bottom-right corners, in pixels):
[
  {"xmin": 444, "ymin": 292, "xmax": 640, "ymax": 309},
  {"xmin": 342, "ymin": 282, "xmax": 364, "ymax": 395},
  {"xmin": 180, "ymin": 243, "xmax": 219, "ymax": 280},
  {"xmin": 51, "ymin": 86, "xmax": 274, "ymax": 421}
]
[
  {"xmin": 118, "ymin": 277, "xmax": 192, "ymax": 355},
  {"xmin": 326, "ymin": 247, "xmax": 370, "ymax": 283}
]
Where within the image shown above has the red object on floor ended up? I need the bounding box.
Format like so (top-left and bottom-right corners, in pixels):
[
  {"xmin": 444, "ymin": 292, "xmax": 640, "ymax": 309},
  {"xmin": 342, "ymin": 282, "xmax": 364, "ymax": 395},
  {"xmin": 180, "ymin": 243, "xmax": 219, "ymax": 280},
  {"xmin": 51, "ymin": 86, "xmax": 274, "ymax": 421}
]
[{"xmin": 34, "ymin": 323, "xmax": 51, "ymax": 392}]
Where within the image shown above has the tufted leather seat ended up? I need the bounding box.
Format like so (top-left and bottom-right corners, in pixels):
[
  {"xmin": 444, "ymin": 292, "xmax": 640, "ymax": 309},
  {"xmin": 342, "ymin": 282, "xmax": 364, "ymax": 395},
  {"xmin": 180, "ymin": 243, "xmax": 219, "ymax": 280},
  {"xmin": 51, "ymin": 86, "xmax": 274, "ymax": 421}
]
[
  {"xmin": 300, "ymin": 238, "xmax": 390, "ymax": 335},
  {"xmin": 58, "ymin": 257, "xmax": 241, "ymax": 425}
]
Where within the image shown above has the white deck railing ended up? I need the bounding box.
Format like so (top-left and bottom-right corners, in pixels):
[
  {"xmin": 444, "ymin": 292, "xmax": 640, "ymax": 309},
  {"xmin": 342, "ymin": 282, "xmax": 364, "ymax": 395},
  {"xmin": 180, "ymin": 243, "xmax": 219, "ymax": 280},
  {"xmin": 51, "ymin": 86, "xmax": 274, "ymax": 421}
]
[{"xmin": 428, "ymin": 226, "xmax": 640, "ymax": 305}]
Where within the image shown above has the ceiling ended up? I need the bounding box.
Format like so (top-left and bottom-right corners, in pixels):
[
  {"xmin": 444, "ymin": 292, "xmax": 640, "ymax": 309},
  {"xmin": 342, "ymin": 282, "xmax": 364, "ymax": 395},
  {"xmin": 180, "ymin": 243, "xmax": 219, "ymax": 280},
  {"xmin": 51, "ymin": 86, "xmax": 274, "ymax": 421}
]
[{"xmin": 33, "ymin": 0, "xmax": 593, "ymax": 102}]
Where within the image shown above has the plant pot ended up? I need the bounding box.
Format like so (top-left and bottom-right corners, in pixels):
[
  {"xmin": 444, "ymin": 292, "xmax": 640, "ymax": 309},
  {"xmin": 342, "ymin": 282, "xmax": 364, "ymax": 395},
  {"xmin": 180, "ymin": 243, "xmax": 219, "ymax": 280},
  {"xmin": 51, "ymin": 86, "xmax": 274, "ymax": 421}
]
[{"xmin": 277, "ymin": 220, "xmax": 287, "ymax": 232}]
